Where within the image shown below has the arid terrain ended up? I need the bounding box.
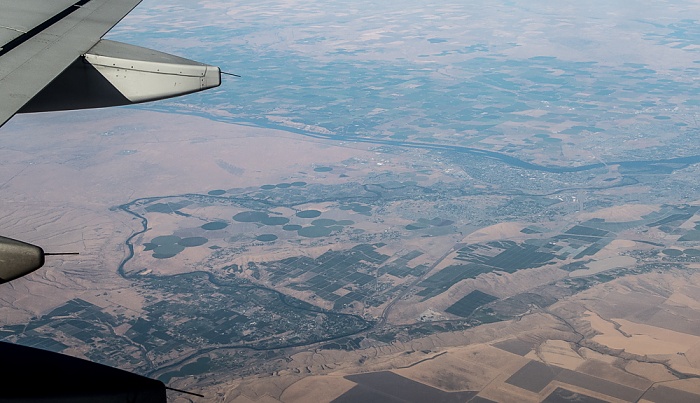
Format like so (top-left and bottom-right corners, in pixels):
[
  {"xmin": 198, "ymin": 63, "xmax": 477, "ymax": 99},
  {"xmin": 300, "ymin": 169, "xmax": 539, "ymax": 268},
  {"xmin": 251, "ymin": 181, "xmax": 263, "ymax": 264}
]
[
  {"xmin": 3, "ymin": 0, "xmax": 700, "ymax": 401},
  {"xmin": 1, "ymin": 108, "xmax": 700, "ymax": 402}
]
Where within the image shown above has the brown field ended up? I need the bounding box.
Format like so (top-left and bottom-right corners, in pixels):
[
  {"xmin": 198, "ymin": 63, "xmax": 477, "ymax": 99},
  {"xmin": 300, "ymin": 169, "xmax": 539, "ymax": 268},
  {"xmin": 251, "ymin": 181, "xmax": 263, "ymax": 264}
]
[{"xmin": 575, "ymin": 205, "xmax": 659, "ymax": 222}]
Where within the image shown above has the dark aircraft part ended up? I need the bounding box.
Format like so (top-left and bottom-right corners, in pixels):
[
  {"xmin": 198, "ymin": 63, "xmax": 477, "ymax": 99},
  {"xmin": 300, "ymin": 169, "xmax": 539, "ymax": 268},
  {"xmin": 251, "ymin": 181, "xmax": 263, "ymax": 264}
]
[
  {"xmin": 19, "ymin": 56, "xmax": 132, "ymax": 112},
  {"xmin": 20, "ymin": 39, "xmax": 221, "ymax": 113},
  {"xmin": 0, "ymin": 236, "xmax": 44, "ymax": 284},
  {"xmin": 0, "ymin": 341, "xmax": 165, "ymax": 402}
]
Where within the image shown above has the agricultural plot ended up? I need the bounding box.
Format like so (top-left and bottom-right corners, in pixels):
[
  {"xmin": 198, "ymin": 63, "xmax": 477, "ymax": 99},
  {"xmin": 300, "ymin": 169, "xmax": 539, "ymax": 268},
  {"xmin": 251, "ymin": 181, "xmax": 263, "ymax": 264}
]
[
  {"xmin": 266, "ymin": 244, "xmax": 397, "ymax": 309},
  {"xmin": 542, "ymin": 388, "xmax": 607, "ymax": 403},
  {"xmin": 444, "ymin": 290, "xmax": 498, "ymax": 318},
  {"xmin": 417, "ymin": 241, "xmax": 556, "ymax": 300},
  {"xmin": 338, "ymin": 372, "xmax": 477, "ymax": 403}
]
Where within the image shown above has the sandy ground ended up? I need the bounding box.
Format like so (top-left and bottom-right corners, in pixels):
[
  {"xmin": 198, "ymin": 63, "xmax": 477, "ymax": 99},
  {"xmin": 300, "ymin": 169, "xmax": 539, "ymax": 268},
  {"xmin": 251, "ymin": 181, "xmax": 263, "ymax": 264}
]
[
  {"xmin": 575, "ymin": 204, "xmax": 659, "ymax": 222},
  {"xmin": 531, "ymin": 340, "xmax": 585, "ymax": 370},
  {"xmin": 461, "ymin": 222, "xmax": 527, "ymax": 243},
  {"xmin": 0, "ymin": 109, "xmax": 378, "ymax": 206},
  {"xmin": 569, "ymin": 256, "xmax": 637, "ymax": 277}
]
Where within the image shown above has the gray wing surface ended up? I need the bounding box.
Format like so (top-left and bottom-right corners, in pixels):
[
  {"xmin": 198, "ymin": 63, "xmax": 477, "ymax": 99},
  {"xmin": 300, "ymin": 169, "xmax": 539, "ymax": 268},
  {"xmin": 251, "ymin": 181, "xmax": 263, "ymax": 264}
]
[
  {"xmin": 0, "ymin": 0, "xmax": 142, "ymax": 128},
  {"xmin": 0, "ymin": 1, "xmax": 220, "ymax": 285}
]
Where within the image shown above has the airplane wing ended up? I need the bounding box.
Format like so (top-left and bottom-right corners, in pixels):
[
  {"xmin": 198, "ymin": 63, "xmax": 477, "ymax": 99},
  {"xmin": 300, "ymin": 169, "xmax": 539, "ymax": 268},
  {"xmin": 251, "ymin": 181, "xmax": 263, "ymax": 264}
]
[
  {"xmin": 0, "ymin": 3, "xmax": 219, "ymax": 399},
  {"xmin": 0, "ymin": 0, "xmax": 221, "ymax": 282},
  {"xmin": 0, "ymin": 0, "xmax": 221, "ymax": 129},
  {"xmin": 0, "ymin": 0, "xmax": 142, "ymax": 127}
]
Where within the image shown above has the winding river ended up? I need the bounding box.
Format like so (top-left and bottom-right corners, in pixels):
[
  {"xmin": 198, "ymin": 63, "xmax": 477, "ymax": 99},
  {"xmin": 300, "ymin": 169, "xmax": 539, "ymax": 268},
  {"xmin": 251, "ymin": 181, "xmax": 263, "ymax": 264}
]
[{"xmin": 115, "ymin": 122, "xmax": 700, "ymax": 372}]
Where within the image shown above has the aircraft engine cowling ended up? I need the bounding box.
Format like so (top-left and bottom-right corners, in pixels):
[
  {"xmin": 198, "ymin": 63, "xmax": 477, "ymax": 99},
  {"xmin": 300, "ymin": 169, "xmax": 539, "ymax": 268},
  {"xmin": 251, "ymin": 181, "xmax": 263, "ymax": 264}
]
[{"xmin": 0, "ymin": 236, "xmax": 45, "ymax": 283}]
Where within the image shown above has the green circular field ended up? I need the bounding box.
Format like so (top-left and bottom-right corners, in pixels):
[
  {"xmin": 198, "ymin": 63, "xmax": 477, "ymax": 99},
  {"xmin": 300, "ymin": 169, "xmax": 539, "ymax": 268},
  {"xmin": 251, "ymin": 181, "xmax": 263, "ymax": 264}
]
[
  {"xmin": 341, "ymin": 203, "xmax": 372, "ymax": 213},
  {"xmin": 296, "ymin": 210, "xmax": 322, "ymax": 218},
  {"xmin": 311, "ymin": 218, "xmax": 337, "ymax": 227},
  {"xmin": 151, "ymin": 235, "xmax": 181, "ymax": 245},
  {"xmin": 684, "ymin": 248, "xmax": 700, "ymax": 256},
  {"xmin": 298, "ymin": 226, "xmax": 333, "ymax": 238},
  {"xmin": 261, "ymin": 216, "xmax": 290, "ymax": 226},
  {"xmin": 179, "ymin": 237, "xmax": 208, "ymax": 247},
  {"xmin": 663, "ymin": 248, "xmax": 683, "ymax": 256},
  {"xmin": 256, "ymin": 234, "xmax": 278, "ymax": 242},
  {"xmin": 233, "ymin": 211, "xmax": 269, "ymax": 222},
  {"xmin": 202, "ymin": 222, "xmax": 228, "ymax": 230},
  {"xmin": 152, "ymin": 244, "xmax": 185, "ymax": 259}
]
